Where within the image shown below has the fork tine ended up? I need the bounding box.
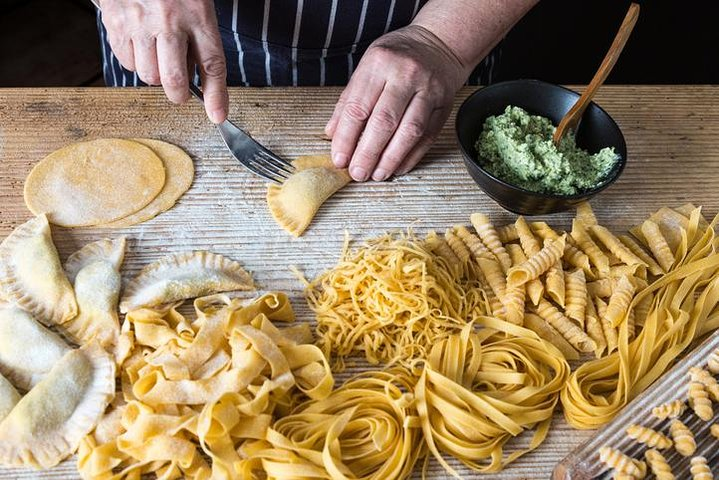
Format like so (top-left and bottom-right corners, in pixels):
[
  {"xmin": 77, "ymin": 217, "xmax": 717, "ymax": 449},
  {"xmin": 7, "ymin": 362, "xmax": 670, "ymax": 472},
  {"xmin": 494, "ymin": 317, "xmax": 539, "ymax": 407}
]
[
  {"xmin": 243, "ymin": 161, "xmax": 285, "ymax": 183},
  {"xmin": 248, "ymin": 157, "xmax": 290, "ymax": 183},
  {"xmin": 249, "ymin": 154, "xmax": 291, "ymax": 178},
  {"xmin": 256, "ymin": 150, "xmax": 295, "ymax": 175},
  {"xmin": 256, "ymin": 145, "xmax": 294, "ymax": 169}
]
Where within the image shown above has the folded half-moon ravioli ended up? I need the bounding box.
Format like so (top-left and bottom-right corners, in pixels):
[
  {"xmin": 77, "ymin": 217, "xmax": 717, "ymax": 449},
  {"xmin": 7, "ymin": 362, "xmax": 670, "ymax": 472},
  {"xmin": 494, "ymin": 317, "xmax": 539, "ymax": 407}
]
[
  {"xmin": 63, "ymin": 238, "xmax": 126, "ymax": 355},
  {"xmin": 0, "ymin": 342, "xmax": 115, "ymax": 469},
  {"xmin": 119, "ymin": 251, "xmax": 255, "ymax": 313},
  {"xmin": 0, "ymin": 373, "xmax": 20, "ymax": 422},
  {"xmin": 0, "ymin": 305, "xmax": 71, "ymax": 391},
  {"xmin": 0, "ymin": 215, "xmax": 77, "ymax": 326},
  {"xmin": 267, "ymin": 154, "xmax": 351, "ymax": 237}
]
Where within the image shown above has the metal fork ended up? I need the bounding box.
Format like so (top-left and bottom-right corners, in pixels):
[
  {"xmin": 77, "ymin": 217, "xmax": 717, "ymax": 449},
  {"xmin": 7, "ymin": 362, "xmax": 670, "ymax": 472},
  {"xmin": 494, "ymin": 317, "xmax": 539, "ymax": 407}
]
[{"xmin": 189, "ymin": 83, "xmax": 294, "ymax": 183}]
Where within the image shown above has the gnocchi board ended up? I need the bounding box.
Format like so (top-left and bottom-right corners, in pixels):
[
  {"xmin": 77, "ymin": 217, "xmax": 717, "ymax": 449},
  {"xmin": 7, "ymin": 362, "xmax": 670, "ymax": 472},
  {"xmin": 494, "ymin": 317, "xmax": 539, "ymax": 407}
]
[
  {"xmin": 553, "ymin": 328, "xmax": 719, "ymax": 479},
  {"xmin": 0, "ymin": 86, "xmax": 718, "ymax": 479}
]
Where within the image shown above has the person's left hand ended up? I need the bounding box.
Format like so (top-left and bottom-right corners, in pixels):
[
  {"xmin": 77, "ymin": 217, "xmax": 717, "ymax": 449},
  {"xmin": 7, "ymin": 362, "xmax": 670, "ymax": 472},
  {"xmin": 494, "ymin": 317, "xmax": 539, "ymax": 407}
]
[{"xmin": 325, "ymin": 25, "xmax": 468, "ymax": 182}]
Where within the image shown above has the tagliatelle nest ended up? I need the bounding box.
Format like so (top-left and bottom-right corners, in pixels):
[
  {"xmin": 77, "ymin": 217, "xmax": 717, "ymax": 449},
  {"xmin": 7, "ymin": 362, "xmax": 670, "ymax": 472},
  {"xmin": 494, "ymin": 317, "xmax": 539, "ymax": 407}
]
[{"xmin": 303, "ymin": 232, "xmax": 490, "ymax": 369}]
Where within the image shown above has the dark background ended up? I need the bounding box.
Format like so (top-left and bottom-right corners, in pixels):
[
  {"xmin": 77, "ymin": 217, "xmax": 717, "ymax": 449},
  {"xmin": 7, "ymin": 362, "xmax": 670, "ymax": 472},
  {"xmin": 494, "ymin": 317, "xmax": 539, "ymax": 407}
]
[{"xmin": 1, "ymin": 0, "xmax": 717, "ymax": 87}]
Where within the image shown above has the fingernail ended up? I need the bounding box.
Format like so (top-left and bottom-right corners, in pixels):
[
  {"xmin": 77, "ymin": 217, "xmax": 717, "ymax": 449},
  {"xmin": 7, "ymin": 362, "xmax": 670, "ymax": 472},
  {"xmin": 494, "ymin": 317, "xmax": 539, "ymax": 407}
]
[
  {"xmin": 372, "ymin": 168, "xmax": 389, "ymax": 181},
  {"xmin": 350, "ymin": 166, "xmax": 369, "ymax": 182},
  {"xmin": 333, "ymin": 153, "xmax": 349, "ymax": 168},
  {"xmin": 210, "ymin": 109, "xmax": 226, "ymax": 124}
]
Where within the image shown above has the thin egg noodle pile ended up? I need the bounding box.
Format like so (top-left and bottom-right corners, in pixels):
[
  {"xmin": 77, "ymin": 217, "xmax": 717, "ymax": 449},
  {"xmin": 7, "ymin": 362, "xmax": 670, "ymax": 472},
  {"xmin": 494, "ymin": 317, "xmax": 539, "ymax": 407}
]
[{"xmin": 303, "ymin": 233, "xmax": 489, "ymax": 369}]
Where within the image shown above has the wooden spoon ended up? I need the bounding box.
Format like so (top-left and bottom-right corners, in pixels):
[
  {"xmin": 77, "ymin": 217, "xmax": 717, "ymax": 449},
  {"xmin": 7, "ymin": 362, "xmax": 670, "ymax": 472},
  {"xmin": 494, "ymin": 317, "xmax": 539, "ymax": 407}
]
[{"xmin": 553, "ymin": 3, "xmax": 640, "ymax": 145}]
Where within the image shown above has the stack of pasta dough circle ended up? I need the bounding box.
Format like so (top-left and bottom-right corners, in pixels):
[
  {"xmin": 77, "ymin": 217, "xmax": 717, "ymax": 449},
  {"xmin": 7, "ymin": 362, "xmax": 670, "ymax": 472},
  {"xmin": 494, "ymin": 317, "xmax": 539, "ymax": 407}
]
[{"xmin": 24, "ymin": 138, "xmax": 194, "ymax": 228}]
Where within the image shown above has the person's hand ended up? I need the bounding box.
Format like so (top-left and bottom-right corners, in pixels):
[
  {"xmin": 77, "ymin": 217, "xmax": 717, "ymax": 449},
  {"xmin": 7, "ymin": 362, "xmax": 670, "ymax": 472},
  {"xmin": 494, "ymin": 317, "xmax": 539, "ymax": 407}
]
[
  {"xmin": 99, "ymin": 0, "xmax": 228, "ymax": 123},
  {"xmin": 325, "ymin": 25, "xmax": 468, "ymax": 181}
]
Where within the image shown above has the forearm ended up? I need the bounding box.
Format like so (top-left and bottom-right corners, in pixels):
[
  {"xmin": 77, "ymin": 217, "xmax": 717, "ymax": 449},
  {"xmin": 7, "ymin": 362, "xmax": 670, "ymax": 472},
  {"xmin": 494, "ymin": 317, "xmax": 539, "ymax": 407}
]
[{"xmin": 412, "ymin": 0, "xmax": 538, "ymax": 76}]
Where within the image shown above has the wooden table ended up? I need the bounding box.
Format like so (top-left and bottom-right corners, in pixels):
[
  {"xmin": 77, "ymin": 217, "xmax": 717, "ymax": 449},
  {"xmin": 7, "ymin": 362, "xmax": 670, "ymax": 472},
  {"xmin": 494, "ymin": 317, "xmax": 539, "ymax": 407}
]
[{"xmin": 0, "ymin": 85, "xmax": 718, "ymax": 479}]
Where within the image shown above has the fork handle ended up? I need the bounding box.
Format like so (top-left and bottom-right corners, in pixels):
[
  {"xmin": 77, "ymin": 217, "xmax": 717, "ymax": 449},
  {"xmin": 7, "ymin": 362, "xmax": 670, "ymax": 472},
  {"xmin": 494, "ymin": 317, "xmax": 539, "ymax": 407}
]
[{"xmin": 189, "ymin": 83, "xmax": 204, "ymax": 103}]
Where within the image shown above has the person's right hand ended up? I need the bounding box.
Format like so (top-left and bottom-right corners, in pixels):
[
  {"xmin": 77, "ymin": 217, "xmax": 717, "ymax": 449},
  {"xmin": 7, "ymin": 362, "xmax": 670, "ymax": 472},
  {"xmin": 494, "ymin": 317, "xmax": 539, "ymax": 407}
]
[{"xmin": 99, "ymin": 0, "xmax": 229, "ymax": 123}]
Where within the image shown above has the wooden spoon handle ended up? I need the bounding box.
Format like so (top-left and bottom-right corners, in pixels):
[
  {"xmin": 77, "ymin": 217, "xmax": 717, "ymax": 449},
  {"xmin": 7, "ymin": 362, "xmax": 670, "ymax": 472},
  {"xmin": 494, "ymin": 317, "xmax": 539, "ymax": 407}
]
[{"xmin": 553, "ymin": 3, "xmax": 640, "ymax": 145}]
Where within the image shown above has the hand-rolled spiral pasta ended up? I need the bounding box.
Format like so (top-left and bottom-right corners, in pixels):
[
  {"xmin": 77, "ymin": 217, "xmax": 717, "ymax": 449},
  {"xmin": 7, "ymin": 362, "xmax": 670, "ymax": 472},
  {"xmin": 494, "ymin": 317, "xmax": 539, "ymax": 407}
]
[
  {"xmin": 669, "ymin": 419, "xmax": 696, "ymax": 457},
  {"xmin": 645, "ymin": 449, "xmax": 675, "ymax": 480},
  {"xmin": 688, "ymin": 381, "xmax": 713, "ymax": 421},
  {"xmin": 260, "ymin": 369, "xmax": 424, "ymax": 480},
  {"xmin": 471, "ymin": 213, "xmax": 512, "ymax": 273},
  {"xmin": 708, "ymin": 348, "xmax": 719, "ymax": 374},
  {"xmin": 690, "ymin": 456, "xmax": 713, "ymax": 480},
  {"xmin": 599, "ymin": 446, "xmax": 643, "ymax": 476},
  {"xmin": 626, "ymin": 424, "xmax": 673, "ymax": 449},
  {"xmin": 535, "ymin": 299, "xmax": 595, "ymax": 353},
  {"xmin": 561, "ymin": 208, "xmax": 719, "ymax": 429},
  {"xmin": 689, "ymin": 367, "xmax": 719, "ymax": 401},
  {"xmin": 652, "ymin": 400, "xmax": 686, "ymax": 420},
  {"xmin": 414, "ymin": 318, "xmax": 569, "ymax": 475},
  {"xmin": 507, "ymin": 234, "xmax": 566, "ymax": 286}
]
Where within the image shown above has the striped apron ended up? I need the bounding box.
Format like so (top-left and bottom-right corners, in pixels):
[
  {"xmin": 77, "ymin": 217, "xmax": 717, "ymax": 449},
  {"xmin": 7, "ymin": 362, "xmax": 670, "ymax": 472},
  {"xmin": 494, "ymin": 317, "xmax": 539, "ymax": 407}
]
[{"xmin": 97, "ymin": 0, "xmax": 498, "ymax": 87}]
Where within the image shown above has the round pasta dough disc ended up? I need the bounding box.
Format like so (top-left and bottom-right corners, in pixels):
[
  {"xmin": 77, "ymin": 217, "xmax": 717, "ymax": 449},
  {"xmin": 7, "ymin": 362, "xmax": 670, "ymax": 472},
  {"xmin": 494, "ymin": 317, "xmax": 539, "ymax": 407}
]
[
  {"xmin": 101, "ymin": 138, "xmax": 194, "ymax": 227},
  {"xmin": 24, "ymin": 138, "xmax": 166, "ymax": 227}
]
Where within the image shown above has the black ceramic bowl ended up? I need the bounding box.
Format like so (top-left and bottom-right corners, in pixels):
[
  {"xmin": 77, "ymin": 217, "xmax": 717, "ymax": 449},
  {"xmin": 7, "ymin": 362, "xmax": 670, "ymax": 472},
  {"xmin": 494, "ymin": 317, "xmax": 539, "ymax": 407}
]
[{"xmin": 456, "ymin": 79, "xmax": 627, "ymax": 215}]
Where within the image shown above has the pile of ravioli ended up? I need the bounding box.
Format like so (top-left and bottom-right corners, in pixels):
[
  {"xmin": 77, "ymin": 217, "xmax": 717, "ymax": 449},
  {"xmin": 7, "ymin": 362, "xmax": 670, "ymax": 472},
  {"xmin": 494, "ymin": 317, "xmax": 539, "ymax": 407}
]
[
  {"xmin": 24, "ymin": 138, "xmax": 194, "ymax": 228},
  {"xmin": 0, "ymin": 214, "xmax": 258, "ymax": 470}
]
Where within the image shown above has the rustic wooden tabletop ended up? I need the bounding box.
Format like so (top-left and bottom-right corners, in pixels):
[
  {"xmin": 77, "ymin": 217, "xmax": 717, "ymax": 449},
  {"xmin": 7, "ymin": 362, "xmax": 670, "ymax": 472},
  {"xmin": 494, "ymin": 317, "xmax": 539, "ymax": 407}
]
[{"xmin": 0, "ymin": 85, "xmax": 717, "ymax": 479}]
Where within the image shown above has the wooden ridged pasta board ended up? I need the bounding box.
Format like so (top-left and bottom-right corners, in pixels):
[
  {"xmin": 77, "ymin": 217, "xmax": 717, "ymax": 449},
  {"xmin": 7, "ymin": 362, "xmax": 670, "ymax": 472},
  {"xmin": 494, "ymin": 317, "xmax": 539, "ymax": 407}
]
[
  {"xmin": 0, "ymin": 86, "xmax": 718, "ymax": 478},
  {"xmin": 554, "ymin": 329, "xmax": 719, "ymax": 479}
]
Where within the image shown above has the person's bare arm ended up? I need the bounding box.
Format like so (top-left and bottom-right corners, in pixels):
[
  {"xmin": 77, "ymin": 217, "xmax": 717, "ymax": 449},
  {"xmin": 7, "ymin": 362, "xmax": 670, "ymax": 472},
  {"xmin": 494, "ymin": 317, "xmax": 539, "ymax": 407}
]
[
  {"xmin": 99, "ymin": 0, "xmax": 229, "ymax": 124},
  {"xmin": 326, "ymin": 0, "xmax": 538, "ymax": 181}
]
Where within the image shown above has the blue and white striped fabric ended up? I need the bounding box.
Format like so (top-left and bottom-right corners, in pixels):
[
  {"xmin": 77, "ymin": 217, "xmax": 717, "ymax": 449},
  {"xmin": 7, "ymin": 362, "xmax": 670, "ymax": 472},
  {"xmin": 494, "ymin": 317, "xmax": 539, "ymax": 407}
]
[{"xmin": 97, "ymin": 0, "xmax": 498, "ymax": 88}]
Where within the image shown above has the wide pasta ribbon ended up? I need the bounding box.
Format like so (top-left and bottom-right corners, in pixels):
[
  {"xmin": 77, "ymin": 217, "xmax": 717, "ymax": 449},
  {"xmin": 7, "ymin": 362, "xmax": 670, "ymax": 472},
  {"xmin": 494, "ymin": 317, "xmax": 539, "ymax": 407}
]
[
  {"xmin": 78, "ymin": 292, "xmax": 334, "ymax": 480},
  {"xmin": 561, "ymin": 209, "xmax": 719, "ymax": 429}
]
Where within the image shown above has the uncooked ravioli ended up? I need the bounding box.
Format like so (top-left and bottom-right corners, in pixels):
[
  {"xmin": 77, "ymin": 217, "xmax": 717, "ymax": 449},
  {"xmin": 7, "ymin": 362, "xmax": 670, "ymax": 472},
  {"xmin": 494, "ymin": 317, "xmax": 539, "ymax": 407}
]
[
  {"xmin": 267, "ymin": 154, "xmax": 351, "ymax": 237},
  {"xmin": 24, "ymin": 138, "xmax": 166, "ymax": 227},
  {"xmin": 101, "ymin": 138, "xmax": 194, "ymax": 227}
]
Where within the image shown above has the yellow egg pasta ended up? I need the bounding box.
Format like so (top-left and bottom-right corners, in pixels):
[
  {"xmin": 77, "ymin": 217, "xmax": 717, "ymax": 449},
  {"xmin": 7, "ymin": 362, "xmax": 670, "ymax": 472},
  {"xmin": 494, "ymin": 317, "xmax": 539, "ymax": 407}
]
[
  {"xmin": 619, "ymin": 234, "xmax": 664, "ymax": 276},
  {"xmin": 477, "ymin": 257, "xmax": 508, "ymax": 303},
  {"xmin": 711, "ymin": 423, "xmax": 719, "ymax": 439},
  {"xmin": 572, "ymin": 219, "xmax": 610, "ymax": 276},
  {"xmin": 545, "ymin": 256, "xmax": 566, "ymax": 308},
  {"xmin": 652, "ymin": 400, "xmax": 686, "ymax": 420},
  {"xmin": 515, "ymin": 216, "xmax": 541, "ymax": 256},
  {"xmin": 588, "ymin": 278, "xmax": 613, "ymax": 298},
  {"xmin": 496, "ymin": 223, "xmax": 519, "ymax": 243},
  {"xmin": 690, "ymin": 456, "xmax": 713, "ymax": 480},
  {"xmin": 626, "ymin": 424, "xmax": 673, "ymax": 449},
  {"xmin": 507, "ymin": 234, "xmax": 566, "ymax": 287},
  {"xmin": 507, "ymin": 243, "xmax": 543, "ymax": 306},
  {"xmin": 565, "ymin": 269, "xmax": 588, "ymax": 325},
  {"xmin": 670, "ymin": 420, "xmax": 697, "ymax": 457},
  {"xmin": 426, "ymin": 231, "xmax": 462, "ymax": 274},
  {"xmin": 688, "ymin": 381, "xmax": 713, "ymax": 421},
  {"xmin": 591, "ymin": 225, "xmax": 648, "ymax": 268},
  {"xmin": 561, "ymin": 207, "xmax": 719, "ymax": 429},
  {"xmin": 599, "ymin": 447, "xmax": 642, "ymax": 476},
  {"xmin": 709, "ymin": 348, "xmax": 719, "ymax": 375},
  {"xmin": 78, "ymin": 292, "xmax": 334, "ymax": 479},
  {"xmin": 689, "ymin": 367, "xmax": 719, "ymax": 402},
  {"xmin": 576, "ymin": 201, "xmax": 598, "ymax": 227},
  {"xmin": 641, "ymin": 219, "xmax": 676, "ymax": 272},
  {"xmin": 306, "ymin": 233, "xmax": 487, "ymax": 367},
  {"xmin": 415, "ymin": 320, "xmax": 570, "ymax": 475},
  {"xmin": 259, "ymin": 369, "xmax": 423, "ymax": 480},
  {"xmin": 535, "ymin": 299, "xmax": 595, "ymax": 353},
  {"xmin": 645, "ymin": 449, "xmax": 675, "ymax": 480},
  {"xmin": 503, "ymin": 245, "xmax": 527, "ymax": 325},
  {"xmin": 585, "ymin": 298, "xmax": 607, "ymax": 358},
  {"xmin": 605, "ymin": 275, "xmax": 636, "ymax": 328},
  {"xmin": 523, "ymin": 313, "xmax": 579, "ymax": 360},
  {"xmin": 471, "ymin": 213, "xmax": 512, "ymax": 273},
  {"xmin": 455, "ymin": 225, "xmax": 494, "ymax": 262}
]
